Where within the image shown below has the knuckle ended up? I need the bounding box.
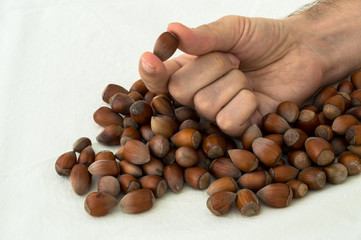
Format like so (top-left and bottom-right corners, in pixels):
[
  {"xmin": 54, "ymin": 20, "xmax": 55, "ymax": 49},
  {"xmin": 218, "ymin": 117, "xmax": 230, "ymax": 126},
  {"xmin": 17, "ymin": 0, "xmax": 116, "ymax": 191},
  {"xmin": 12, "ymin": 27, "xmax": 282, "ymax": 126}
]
[
  {"xmin": 168, "ymin": 78, "xmax": 189, "ymax": 106},
  {"xmin": 194, "ymin": 91, "xmax": 216, "ymax": 120},
  {"xmin": 216, "ymin": 112, "xmax": 234, "ymax": 133}
]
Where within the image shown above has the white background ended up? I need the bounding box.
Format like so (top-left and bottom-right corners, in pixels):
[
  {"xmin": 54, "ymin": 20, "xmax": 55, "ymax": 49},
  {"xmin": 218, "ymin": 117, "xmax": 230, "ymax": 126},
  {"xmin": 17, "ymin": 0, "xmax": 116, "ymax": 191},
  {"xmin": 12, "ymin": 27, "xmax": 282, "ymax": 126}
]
[{"xmin": 1, "ymin": 1, "xmax": 361, "ymax": 239}]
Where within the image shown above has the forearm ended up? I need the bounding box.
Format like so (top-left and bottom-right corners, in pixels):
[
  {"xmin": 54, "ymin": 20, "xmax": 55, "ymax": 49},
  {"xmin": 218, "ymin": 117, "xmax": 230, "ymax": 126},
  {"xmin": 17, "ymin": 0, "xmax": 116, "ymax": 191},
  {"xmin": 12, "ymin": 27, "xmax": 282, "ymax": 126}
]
[{"xmin": 285, "ymin": 0, "xmax": 361, "ymax": 85}]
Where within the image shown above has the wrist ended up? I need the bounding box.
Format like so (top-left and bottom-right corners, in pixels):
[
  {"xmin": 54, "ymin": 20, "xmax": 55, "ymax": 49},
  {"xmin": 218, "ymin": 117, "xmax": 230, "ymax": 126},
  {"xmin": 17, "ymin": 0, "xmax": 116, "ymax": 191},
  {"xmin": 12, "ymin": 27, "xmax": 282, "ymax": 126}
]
[{"xmin": 284, "ymin": 1, "xmax": 361, "ymax": 85}]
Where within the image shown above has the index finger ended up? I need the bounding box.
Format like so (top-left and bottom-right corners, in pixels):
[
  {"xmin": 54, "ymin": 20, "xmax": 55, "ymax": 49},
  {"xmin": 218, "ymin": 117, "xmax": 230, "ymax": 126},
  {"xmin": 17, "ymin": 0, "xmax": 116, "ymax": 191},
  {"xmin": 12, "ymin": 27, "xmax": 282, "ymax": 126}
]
[{"xmin": 138, "ymin": 52, "xmax": 195, "ymax": 93}]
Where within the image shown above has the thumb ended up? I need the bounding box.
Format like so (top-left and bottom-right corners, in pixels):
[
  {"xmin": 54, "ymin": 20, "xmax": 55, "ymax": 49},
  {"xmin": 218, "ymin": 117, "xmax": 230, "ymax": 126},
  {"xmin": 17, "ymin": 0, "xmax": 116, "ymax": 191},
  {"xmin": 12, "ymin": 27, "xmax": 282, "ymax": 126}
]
[{"xmin": 167, "ymin": 15, "xmax": 245, "ymax": 55}]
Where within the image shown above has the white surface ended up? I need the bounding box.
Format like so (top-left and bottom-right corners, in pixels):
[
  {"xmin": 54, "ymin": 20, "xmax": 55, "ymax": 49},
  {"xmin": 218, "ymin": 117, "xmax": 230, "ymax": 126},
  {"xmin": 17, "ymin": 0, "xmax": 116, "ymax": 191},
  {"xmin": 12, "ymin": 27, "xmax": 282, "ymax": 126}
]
[{"xmin": 1, "ymin": 1, "xmax": 361, "ymax": 239}]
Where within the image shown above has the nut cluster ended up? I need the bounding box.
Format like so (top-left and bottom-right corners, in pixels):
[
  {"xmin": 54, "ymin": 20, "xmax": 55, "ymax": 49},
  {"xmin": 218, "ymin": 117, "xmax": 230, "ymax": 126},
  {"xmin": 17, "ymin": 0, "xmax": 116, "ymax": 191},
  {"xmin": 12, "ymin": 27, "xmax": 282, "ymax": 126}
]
[{"xmin": 55, "ymin": 31, "xmax": 361, "ymax": 217}]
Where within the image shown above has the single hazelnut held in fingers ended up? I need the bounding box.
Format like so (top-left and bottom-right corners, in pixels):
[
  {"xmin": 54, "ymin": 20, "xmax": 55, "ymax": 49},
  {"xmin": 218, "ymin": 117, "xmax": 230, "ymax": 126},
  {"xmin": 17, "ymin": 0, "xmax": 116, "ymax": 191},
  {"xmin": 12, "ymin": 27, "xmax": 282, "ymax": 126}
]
[
  {"xmin": 84, "ymin": 192, "xmax": 117, "ymax": 217},
  {"xmin": 305, "ymin": 137, "xmax": 335, "ymax": 166},
  {"xmin": 139, "ymin": 175, "xmax": 168, "ymax": 198},
  {"xmin": 252, "ymin": 137, "xmax": 282, "ymax": 167},
  {"xmin": 98, "ymin": 176, "xmax": 120, "ymax": 198},
  {"xmin": 286, "ymin": 180, "xmax": 308, "ymax": 198},
  {"xmin": 323, "ymin": 163, "xmax": 348, "ymax": 184},
  {"xmin": 119, "ymin": 188, "xmax": 155, "ymax": 214},
  {"xmin": 122, "ymin": 139, "xmax": 151, "ymax": 165},
  {"xmin": 210, "ymin": 157, "xmax": 242, "ymax": 179},
  {"xmin": 88, "ymin": 160, "xmax": 120, "ymax": 178},
  {"xmin": 164, "ymin": 163, "xmax": 184, "ymax": 193},
  {"xmin": 298, "ymin": 167, "xmax": 326, "ymax": 190},
  {"xmin": 228, "ymin": 149, "xmax": 259, "ymax": 173},
  {"xmin": 207, "ymin": 176, "xmax": 238, "ymax": 196},
  {"xmin": 55, "ymin": 151, "xmax": 77, "ymax": 176},
  {"xmin": 241, "ymin": 124, "xmax": 262, "ymax": 150},
  {"xmin": 276, "ymin": 101, "xmax": 300, "ymax": 124},
  {"xmin": 256, "ymin": 183, "xmax": 293, "ymax": 208},
  {"xmin": 237, "ymin": 170, "xmax": 272, "ymax": 192},
  {"xmin": 93, "ymin": 106, "xmax": 123, "ymax": 127},
  {"xmin": 153, "ymin": 31, "xmax": 179, "ymax": 61},
  {"xmin": 102, "ymin": 83, "xmax": 128, "ymax": 104},
  {"xmin": 206, "ymin": 191, "xmax": 236, "ymax": 216},
  {"xmin": 184, "ymin": 167, "xmax": 211, "ymax": 190},
  {"xmin": 262, "ymin": 113, "xmax": 290, "ymax": 134},
  {"xmin": 236, "ymin": 189, "xmax": 261, "ymax": 217},
  {"xmin": 118, "ymin": 174, "xmax": 141, "ymax": 193},
  {"xmin": 338, "ymin": 151, "xmax": 361, "ymax": 176},
  {"xmin": 70, "ymin": 164, "xmax": 92, "ymax": 196},
  {"xmin": 78, "ymin": 146, "xmax": 95, "ymax": 165},
  {"xmin": 73, "ymin": 137, "xmax": 92, "ymax": 153},
  {"xmin": 170, "ymin": 128, "xmax": 202, "ymax": 149},
  {"xmin": 331, "ymin": 115, "xmax": 359, "ymax": 135}
]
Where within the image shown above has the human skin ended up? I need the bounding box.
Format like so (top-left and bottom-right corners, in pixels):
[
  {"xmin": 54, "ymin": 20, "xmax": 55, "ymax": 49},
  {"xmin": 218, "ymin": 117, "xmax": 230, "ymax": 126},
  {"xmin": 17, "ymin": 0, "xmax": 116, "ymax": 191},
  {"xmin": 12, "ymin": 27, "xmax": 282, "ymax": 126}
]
[{"xmin": 138, "ymin": 0, "xmax": 361, "ymax": 137}]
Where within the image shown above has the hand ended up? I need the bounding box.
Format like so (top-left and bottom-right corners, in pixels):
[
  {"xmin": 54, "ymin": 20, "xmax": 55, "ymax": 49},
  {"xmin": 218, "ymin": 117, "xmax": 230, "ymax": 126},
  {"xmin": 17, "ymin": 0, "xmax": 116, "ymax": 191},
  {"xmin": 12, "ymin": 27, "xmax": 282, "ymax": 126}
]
[{"xmin": 138, "ymin": 13, "xmax": 360, "ymax": 137}]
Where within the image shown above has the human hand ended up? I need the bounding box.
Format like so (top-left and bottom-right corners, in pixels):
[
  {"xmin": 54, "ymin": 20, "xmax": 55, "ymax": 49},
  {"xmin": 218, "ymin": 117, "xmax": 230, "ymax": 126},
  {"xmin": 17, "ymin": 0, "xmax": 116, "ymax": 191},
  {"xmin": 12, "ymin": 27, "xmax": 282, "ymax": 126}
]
[{"xmin": 139, "ymin": 10, "xmax": 361, "ymax": 137}]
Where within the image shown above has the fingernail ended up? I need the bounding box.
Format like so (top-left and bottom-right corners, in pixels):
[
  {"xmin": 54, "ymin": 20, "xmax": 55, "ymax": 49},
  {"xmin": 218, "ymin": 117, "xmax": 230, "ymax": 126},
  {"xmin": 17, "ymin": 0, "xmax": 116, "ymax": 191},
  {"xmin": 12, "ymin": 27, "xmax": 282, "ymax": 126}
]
[
  {"xmin": 225, "ymin": 53, "xmax": 240, "ymax": 66},
  {"xmin": 141, "ymin": 57, "xmax": 156, "ymax": 74}
]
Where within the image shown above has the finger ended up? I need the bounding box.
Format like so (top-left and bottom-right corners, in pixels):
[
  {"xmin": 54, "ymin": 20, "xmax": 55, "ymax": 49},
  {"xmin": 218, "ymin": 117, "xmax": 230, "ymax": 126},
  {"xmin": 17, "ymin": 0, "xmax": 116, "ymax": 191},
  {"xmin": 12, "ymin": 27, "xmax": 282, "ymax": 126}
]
[
  {"xmin": 193, "ymin": 69, "xmax": 251, "ymax": 121},
  {"xmin": 138, "ymin": 52, "xmax": 195, "ymax": 93},
  {"xmin": 169, "ymin": 52, "xmax": 240, "ymax": 106},
  {"xmin": 216, "ymin": 89, "xmax": 259, "ymax": 137},
  {"xmin": 167, "ymin": 15, "xmax": 244, "ymax": 55}
]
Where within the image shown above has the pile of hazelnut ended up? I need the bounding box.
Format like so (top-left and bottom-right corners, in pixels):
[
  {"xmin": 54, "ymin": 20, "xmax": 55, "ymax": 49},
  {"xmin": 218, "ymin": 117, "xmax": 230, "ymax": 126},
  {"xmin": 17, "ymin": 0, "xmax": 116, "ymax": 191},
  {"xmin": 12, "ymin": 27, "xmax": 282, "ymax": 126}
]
[{"xmin": 55, "ymin": 32, "xmax": 361, "ymax": 217}]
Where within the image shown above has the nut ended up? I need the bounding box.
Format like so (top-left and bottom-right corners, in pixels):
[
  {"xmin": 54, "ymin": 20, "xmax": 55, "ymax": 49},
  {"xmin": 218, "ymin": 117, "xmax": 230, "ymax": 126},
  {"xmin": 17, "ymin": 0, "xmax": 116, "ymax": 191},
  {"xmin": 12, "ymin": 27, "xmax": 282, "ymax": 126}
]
[
  {"xmin": 207, "ymin": 176, "xmax": 237, "ymax": 196},
  {"xmin": 140, "ymin": 124, "xmax": 155, "ymax": 142},
  {"xmin": 323, "ymin": 163, "xmax": 348, "ymax": 184},
  {"xmin": 120, "ymin": 127, "xmax": 141, "ymax": 145},
  {"xmin": 129, "ymin": 100, "xmax": 153, "ymax": 125},
  {"xmin": 330, "ymin": 137, "xmax": 348, "ymax": 156},
  {"xmin": 118, "ymin": 160, "xmax": 143, "ymax": 177},
  {"xmin": 236, "ymin": 189, "xmax": 261, "ymax": 217},
  {"xmin": 252, "ymin": 137, "xmax": 282, "ymax": 167},
  {"xmin": 236, "ymin": 170, "xmax": 272, "ymax": 192},
  {"xmin": 332, "ymin": 115, "xmax": 359, "ymax": 135},
  {"xmin": 175, "ymin": 106, "xmax": 200, "ymax": 123},
  {"xmin": 305, "ymin": 137, "xmax": 335, "ymax": 166},
  {"xmin": 73, "ymin": 137, "xmax": 92, "ymax": 153},
  {"xmin": 95, "ymin": 150, "xmax": 115, "ymax": 161},
  {"xmin": 287, "ymin": 150, "xmax": 312, "ymax": 170},
  {"xmin": 350, "ymin": 89, "xmax": 361, "ymax": 106},
  {"xmin": 88, "ymin": 160, "xmax": 120, "ymax": 178},
  {"xmin": 175, "ymin": 146, "xmax": 199, "ymax": 168},
  {"xmin": 206, "ymin": 191, "xmax": 236, "ymax": 216},
  {"xmin": 210, "ymin": 157, "xmax": 241, "ymax": 179},
  {"xmin": 283, "ymin": 128, "xmax": 307, "ymax": 149},
  {"xmin": 70, "ymin": 164, "xmax": 92, "ymax": 196},
  {"xmin": 179, "ymin": 119, "xmax": 201, "ymax": 131},
  {"xmin": 345, "ymin": 125, "xmax": 361, "ymax": 145},
  {"xmin": 202, "ymin": 134, "xmax": 227, "ymax": 159},
  {"xmin": 296, "ymin": 109, "xmax": 320, "ymax": 136},
  {"xmin": 118, "ymin": 174, "xmax": 140, "ymax": 193},
  {"xmin": 337, "ymin": 80, "xmax": 354, "ymax": 95},
  {"xmin": 268, "ymin": 165, "xmax": 299, "ymax": 183},
  {"xmin": 228, "ymin": 149, "xmax": 259, "ymax": 173},
  {"xmin": 123, "ymin": 115, "xmax": 139, "ymax": 129},
  {"xmin": 142, "ymin": 156, "xmax": 164, "ymax": 176},
  {"xmin": 148, "ymin": 134, "xmax": 170, "ymax": 158},
  {"xmin": 78, "ymin": 146, "xmax": 95, "ymax": 165},
  {"xmin": 170, "ymin": 128, "xmax": 202, "ymax": 149},
  {"xmin": 164, "ymin": 163, "xmax": 184, "ymax": 193},
  {"xmin": 98, "ymin": 176, "xmax": 120, "ymax": 197},
  {"xmin": 323, "ymin": 94, "xmax": 346, "ymax": 120},
  {"xmin": 102, "ymin": 83, "xmax": 128, "ymax": 104},
  {"xmin": 262, "ymin": 112, "xmax": 290, "ymax": 134},
  {"xmin": 151, "ymin": 95, "xmax": 175, "ymax": 117},
  {"xmin": 298, "ymin": 167, "xmax": 326, "ymax": 190},
  {"xmin": 151, "ymin": 115, "xmax": 179, "ymax": 139},
  {"xmin": 256, "ymin": 183, "xmax": 293, "ymax": 208},
  {"xmin": 286, "ymin": 180, "xmax": 308, "ymax": 198},
  {"xmin": 96, "ymin": 125, "xmax": 123, "ymax": 146},
  {"xmin": 314, "ymin": 124, "xmax": 334, "ymax": 141},
  {"xmin": 139, "ymin": 175, "xmax": 168, "ymax": 198},
  {"xmin": 338, "ymin": 151, "xmax": 361, "ymax": 176},
  {"xmin": 119, "ymin": 188, "xmax": 155, "ymax": 214},
  {"xmin": 84, "ymin": 192, "xmax": 117, "ymax": 217},
  {"xmin": 153, "ymin": 31, "xmax": 178, "ymax": 61},
  {"xmin": 276, "ymin": 101, "xmax": 300, "ymax": 123},
  {"xmin": 241, "ymin": 124, "xmax": 262, "ymax": 150},
  {"xmin": 109, "ymin": 93, "xmax": 135, "ymax": 115},
  {"xmin": 122, "ymin": 139, "xmax": 151, "ymax": 165},
  {"xmin": 264, "ymin": 134, "xmax": 284, "ymax": 148},
  {"xmin": 55, "ymin": 151, "xmax": 76, "ymax": 176},
  {"xmin": 130, "ymin": 79, "xmax": 148, "ymax": 96},
  {"xmin": 313, "ymin": 85, "xmax": 337, "ymax": 109},
  {"xmin": 128, "ymin": 90, "xmax": 144, "ymax": 101},
  {"xmin": 351, "ymin": 70, "xmax": 361, "ymax": 89},
  {"xmin": 184, "ymin": 167, "xmax": 211, "ymax": 190},
  {"xmin": 93, "ymin": 106, "xmax": 123, "ymax": 127}
]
